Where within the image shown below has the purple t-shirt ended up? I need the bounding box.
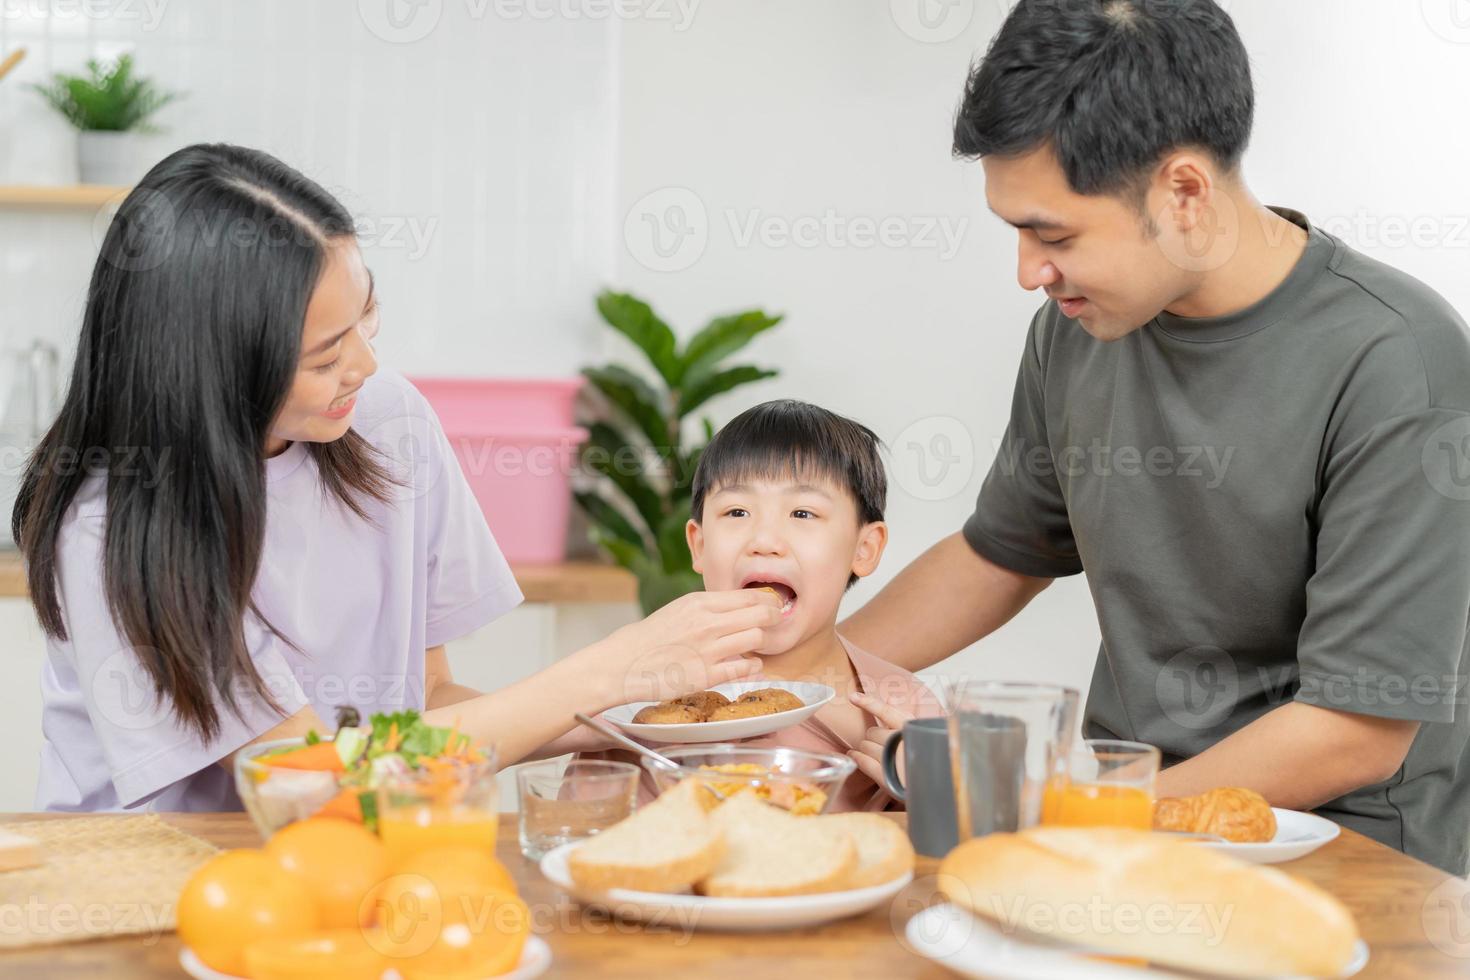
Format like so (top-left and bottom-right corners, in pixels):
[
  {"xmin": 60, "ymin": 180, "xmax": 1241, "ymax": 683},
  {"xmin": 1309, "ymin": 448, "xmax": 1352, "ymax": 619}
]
[{"xmin": 35, "ymin": 368, "xmax": 523, "ymax": 811}]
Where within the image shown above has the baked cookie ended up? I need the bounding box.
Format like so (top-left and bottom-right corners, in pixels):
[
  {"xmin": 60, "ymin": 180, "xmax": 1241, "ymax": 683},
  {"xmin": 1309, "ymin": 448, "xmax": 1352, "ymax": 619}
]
[
  {"xmin": 674, "ymin": 691, "xmax": 733, "ymax": 717},
  {"xmin": 737, "ymin": 688, "xmax": 804, "ymax": 713},
  {"xmin": 632, "ymin": 702, "xmax": 705, "ymax": 725},
  {"xmin": 706, "ymin": 688, "xmax": 804, "ymax": 722}
]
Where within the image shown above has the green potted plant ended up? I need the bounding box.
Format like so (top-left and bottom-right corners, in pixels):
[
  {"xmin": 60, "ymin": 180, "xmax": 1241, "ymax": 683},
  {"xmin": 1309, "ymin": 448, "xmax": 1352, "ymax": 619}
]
[
  {"xmin": 576, "ymin": 290, "xmax": 783, "ymax": 614},
  {"xmin": 30, "ymin": 53, "xmax": 180, "ymax": 185}
]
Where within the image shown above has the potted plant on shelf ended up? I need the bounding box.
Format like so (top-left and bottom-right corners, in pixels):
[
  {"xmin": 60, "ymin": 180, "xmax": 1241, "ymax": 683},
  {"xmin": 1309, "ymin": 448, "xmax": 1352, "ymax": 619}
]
[
  {"xmin": 30, "ymin": 53, "xmax": 180, "ymax": 185},
  {"xmin": 575, "ymin": 290, "xmax": 783, "ymax": 614}
]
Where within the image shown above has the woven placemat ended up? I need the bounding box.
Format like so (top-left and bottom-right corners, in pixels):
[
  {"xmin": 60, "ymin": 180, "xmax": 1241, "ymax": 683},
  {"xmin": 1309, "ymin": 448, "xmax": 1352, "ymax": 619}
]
[{"xmin": 0, "ymin": 814, "xmax": 219, "ymax": 949}]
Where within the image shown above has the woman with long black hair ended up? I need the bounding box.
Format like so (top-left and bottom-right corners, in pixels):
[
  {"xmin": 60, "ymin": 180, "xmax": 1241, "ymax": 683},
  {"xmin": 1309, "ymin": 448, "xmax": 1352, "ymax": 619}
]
[{"xmin": 17, "ymin": 143, "xmax": 777, "ymax": 811}]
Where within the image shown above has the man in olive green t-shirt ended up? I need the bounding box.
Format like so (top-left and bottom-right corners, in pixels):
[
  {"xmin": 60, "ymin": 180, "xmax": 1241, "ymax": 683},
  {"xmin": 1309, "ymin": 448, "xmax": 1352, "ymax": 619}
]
[{"xmin": 844, "ymin": 0, "xmax": 1470, "ymax": 874}]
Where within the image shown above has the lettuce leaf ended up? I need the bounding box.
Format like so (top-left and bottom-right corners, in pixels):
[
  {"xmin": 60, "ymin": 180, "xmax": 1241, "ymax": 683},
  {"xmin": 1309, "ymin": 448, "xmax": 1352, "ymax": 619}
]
[{"xmin": 367, "ymin": 710, "xmax": 453, "ymax": 765}]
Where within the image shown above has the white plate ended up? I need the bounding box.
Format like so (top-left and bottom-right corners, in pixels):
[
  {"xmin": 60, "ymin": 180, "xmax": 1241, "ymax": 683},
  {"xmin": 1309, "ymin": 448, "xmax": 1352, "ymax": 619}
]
[
  {"xmin": 539, "ymin": 839, "xmax": 911, "ymax": 931},
  {"xmin": 600, "ymin": 680, "xmax": 835, "ymax": 744},
  {"xmin": 903, "ymin": 903, "xmax": 1369, "ymax": 980},
  {"xmin": 180, "ymin": 935, "xmax": 552, "ymax": 980},
  {"xmin": 1194, "ymin": 808, "xmax": 1341, "ymax": 864}
]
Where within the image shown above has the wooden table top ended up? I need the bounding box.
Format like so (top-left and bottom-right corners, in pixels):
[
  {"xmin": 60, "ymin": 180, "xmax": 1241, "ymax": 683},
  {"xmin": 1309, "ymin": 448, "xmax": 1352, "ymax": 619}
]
[{"xmin": 2, "ymin": 811, "xmax": 1469, "ymax": 978}]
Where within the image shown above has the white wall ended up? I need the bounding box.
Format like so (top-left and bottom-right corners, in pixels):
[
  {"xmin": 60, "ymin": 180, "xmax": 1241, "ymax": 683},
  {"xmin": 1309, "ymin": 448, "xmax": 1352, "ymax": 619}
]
[
  {"xmin": 0, "ymin": 0, "xmax": 620, "ymax": 377},
  {"xmin": 613, "ymin": 0, "xmax": 1470, "ymax": 700}
]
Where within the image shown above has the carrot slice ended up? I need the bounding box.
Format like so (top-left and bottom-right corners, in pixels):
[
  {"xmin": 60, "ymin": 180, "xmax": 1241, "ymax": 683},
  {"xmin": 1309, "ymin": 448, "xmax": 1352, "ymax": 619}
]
[
  {"xmin": 261, "ymin": 741, "xmax": 345, "ymax": 773},
  {"xmin": 314, "ymin": 788, "xmax": 365, "ymax": 823}
]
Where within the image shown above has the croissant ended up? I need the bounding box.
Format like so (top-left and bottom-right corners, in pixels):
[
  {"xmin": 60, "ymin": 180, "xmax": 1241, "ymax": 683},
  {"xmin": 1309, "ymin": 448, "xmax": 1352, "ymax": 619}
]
[{"xmin": 1152, "ymin": 787, "xmax": 1277, "ymax": 843}]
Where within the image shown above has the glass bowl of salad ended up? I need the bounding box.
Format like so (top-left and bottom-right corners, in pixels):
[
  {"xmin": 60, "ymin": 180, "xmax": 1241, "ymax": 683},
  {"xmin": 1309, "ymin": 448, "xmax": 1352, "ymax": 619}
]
[{"xmin": 234, "ymin": 708, "xmax": 496, "ymax": 839}]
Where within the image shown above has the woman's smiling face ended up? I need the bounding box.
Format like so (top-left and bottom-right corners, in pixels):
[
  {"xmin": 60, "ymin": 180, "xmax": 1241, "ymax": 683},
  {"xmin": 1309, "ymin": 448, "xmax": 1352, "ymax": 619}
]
[{"xmin": 267, "ymin": 238, "xmax": 380, "ymax": 456}]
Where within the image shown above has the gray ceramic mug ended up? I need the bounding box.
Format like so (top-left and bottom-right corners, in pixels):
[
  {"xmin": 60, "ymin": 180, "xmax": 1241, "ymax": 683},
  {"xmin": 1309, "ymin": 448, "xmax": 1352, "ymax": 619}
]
[{"xmin": 881, "ymin": 717, "xmax": 959, "ymax": 858}]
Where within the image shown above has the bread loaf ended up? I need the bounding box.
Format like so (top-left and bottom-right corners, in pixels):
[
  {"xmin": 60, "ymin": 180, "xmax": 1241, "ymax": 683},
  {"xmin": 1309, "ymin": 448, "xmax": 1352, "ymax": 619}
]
[{"xmin": 939, "ymin": 827, "xmax": 1358, "ymax": 978}]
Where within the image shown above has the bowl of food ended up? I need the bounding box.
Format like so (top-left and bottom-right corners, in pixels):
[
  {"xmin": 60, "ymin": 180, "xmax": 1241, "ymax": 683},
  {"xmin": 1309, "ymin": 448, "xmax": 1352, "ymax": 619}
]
[
  {"xmin": 641, "ymin": 744, "xmax": 855, "ymax": 815},
  {"xmin": 235, "ymin": 708, "xmax": 495, "ymax": 839}
]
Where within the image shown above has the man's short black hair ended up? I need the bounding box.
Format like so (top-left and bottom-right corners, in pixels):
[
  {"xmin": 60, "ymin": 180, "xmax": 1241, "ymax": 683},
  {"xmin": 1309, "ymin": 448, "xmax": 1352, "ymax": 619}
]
[
  {"xmin": 690, "ymin": 400, "xmax": 886, "ymax": 587},
  {"xmin": 953, "ymin": 0, "xmax": 1254, "ymax": 202}
]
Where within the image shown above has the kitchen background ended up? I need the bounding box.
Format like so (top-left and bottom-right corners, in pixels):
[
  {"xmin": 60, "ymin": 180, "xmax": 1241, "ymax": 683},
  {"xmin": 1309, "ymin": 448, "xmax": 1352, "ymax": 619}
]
[{"xmin": 0, "ymin": 0, "xmax": 1466, "ymax": 810}]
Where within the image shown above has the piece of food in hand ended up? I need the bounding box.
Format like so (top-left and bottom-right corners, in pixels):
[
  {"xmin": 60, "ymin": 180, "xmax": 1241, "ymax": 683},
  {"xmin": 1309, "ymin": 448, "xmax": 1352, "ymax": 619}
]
[
  {"xmin": 1153, "ymin": 787, "xmax": 1277, "ymax": 843},
  {"xmin": 815, "ymin": 813, "xmax": 915, "ymax": 888},
  {"xmin": 698, "ymin": 792, "xmax": 857, "ymax": 897},
  {"xmin": 939, "ymin": 827, "xmax": 1359, "ymax": 978},
  {"xmin": 567, "ymin": 781, "xmax": 724, "ymax": 893}
]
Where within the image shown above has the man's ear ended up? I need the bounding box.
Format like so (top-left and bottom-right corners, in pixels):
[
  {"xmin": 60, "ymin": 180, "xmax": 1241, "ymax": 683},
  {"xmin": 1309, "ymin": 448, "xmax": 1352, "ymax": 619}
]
[
  {"xmin": 686, "ymin": 518, "xmax": 705, "ymax": 574},
  {"xmin": 850, "ymin": 521, "xmax": 889, "ymax": 580},
  {"xmin": 1150, "ymin": 150, "xmax": 1238, "ymax": 273},
  {"xmin": 1156, "ymin": 150, "xmax": 1216, "ymax": 234}
]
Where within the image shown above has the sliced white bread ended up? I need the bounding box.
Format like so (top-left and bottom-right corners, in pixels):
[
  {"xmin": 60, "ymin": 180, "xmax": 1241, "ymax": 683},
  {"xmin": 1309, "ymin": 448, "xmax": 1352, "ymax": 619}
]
[
  {"xmin": 698, "ymin": 791, "xmax": 858, "ymax": 898},
  {"xmin": 815, "ymin": 813, "xmax": 914, "ymax": 889},
  {"xmin": 0, "ymin": 829, "xmax": 42, "ymax": 872},
  {"xmin": 567, "ymin": 780, "xmax": 724, "ymax": 893}
]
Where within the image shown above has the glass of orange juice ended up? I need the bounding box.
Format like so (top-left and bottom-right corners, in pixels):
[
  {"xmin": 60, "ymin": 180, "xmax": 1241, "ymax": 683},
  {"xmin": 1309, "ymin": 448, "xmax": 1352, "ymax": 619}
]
[
  {"xmin": 376, "ymin": 751, "xmax": 499, "ymax": 867},
  {"xmin": 1042, "ymin": 739, "xmax": 1160, "ymax": 830}
]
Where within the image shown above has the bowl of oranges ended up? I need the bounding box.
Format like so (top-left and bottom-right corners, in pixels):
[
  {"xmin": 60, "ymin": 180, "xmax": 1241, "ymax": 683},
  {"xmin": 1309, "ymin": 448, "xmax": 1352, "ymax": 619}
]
[{"xmin": 176, "ymin": 815, "xmax": 547, "ymax": 979}]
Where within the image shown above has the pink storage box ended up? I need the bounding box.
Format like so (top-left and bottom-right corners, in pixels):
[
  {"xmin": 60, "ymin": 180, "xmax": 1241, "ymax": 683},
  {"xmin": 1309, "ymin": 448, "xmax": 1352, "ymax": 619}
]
[
  {"xmin": 410, "ymin": 377, "xmax": 584, "ymax": 429},
  {"xmin": 410, "ymin": 377, "xmax": 588, "ymax": 564}
]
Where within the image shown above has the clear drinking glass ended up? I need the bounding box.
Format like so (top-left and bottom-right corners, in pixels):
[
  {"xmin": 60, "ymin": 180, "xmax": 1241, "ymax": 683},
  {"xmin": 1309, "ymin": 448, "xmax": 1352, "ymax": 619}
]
[
  {"xmin": 1042, "ymin": 739, "xmax": 1160, "ymax": 829},
  {"xmin": 946, "ymin": 681, "xmax": 1079, "ymax": 840},
  {"xmin": 516, "ymin": 759, "xmax": 640, "ymax": 860},
  {"xmin": 375, "ymin": 751, "xmax": 500, "ymax": 868}
]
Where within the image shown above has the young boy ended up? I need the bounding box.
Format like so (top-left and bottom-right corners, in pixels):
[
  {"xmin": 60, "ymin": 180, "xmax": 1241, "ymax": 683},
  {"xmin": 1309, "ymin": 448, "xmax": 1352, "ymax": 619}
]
[{"xmin": 583, "ymin": 399, "xmax": 943, "ymax": 812}]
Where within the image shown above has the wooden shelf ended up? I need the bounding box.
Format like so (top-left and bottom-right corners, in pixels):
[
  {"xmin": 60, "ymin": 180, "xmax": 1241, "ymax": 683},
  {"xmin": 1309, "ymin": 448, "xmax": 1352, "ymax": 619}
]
[
  {"xmin": 0, "ymin": 184, "xmax": 131, "ymax": 208},
  {"xmin": 0, "ymin": 551, "xmax": 636, "ymax": 605},
  {"xmin": 509, "ymin": 561, "xmax": 637, "ymax": 604}
]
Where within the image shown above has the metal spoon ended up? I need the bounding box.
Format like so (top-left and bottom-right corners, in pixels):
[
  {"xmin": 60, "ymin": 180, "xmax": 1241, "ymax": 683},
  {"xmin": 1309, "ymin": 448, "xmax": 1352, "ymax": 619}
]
[{"xmin": 573, "ymin": 712, "xmax": 727, "ymax": 801}]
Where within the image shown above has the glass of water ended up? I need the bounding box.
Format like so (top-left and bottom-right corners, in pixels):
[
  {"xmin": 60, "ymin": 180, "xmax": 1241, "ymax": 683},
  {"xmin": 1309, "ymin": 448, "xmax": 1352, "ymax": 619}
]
[
  {"xmin": 947, "ymin": 681, "xmax": 1079, "ymax": 840},
  {"xmin": 516, "ymin": 759, "xmax": 640, "ymax": 860}
]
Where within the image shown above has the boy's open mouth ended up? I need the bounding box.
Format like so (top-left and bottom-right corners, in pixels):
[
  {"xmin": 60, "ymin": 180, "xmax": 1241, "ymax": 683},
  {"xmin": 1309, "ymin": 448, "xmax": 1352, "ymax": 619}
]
[{"xmin": 742, "ymin": 578, "xmax": 797, "ymax": 617}]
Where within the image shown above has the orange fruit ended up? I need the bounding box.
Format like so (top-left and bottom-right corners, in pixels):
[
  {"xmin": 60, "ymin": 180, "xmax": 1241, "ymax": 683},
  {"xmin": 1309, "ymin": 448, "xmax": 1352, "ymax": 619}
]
[
  {"xmin": 265, "ymin": 817, "xmax": 389, "ymax": 928},
  {"xmin": 244, "ymin": 928, "xmax": 387, "ymax": 980},
  {"xmin": 177, "ymin": 849, "xmax": 319, "ymax": 976},
  {"xmin": 364, "ymin": 847, "xmax": 520, "ymax": 958},
  {"xmin": 395, "ymin": 892, "xmax": 531, "ymax": 980},
  {"xmin": 389, "ymin": 845, "xmax": 517, "ymax": 895}
]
